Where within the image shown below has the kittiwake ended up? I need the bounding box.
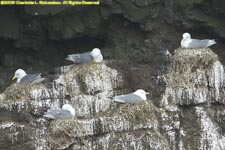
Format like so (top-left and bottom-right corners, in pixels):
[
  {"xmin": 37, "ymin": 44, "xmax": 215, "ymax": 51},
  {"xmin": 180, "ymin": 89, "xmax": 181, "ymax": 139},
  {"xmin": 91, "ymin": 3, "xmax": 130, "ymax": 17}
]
[
  {"xmin": 66, "ymin": 48, "xmax": 103, "ymax": 64},
  {"xmin": 43, "ymin": 104, "xmax": 75, "ymax": 119},
  {"xmin": 181, "ymin": 32, "xmax": 216, "ymax": 48},
  {"xmin": 113, "ymin": 89, "xmax": 149, "ymax": 103},
  {"xmin": 12, "ymin": 69, "xmax": 45, "ymax": 84}
]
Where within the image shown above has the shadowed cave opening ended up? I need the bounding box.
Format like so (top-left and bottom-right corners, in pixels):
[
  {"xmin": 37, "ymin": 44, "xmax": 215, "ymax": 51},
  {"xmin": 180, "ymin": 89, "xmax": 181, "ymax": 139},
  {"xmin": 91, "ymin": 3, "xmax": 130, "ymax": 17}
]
[
  {"xmin": 0, "ymin": 12, "xmax": 148, "ymax": 93},
  {"xmin": 0, "ymin": 36, "xmax": 106, "ymax": 92}
]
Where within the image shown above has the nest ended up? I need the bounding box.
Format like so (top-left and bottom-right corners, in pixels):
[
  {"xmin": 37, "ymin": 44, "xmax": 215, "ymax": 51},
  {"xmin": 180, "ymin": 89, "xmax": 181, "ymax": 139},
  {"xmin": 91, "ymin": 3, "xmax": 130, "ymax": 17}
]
[
  {"xmin": 167, "ymin": 48, "xmax": 218, "ymax": 89},
  {"xmin": 172, "ymin": 48, "xmax": 217, "ymax": 73},
  {"xmin": 109, "ymin": 101, "xmax": 158, "ymax": 127},
  {"xmin": 2, "ymin": 83, "xmax": 47, "ymax": 103}
]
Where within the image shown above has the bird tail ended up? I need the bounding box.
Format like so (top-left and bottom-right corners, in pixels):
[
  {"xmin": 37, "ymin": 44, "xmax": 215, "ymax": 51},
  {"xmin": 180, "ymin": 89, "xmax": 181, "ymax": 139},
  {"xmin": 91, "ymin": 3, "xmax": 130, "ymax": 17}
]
[
  {"xmin": 107, "ymin": 96, "xmax": 114, "ymax": 99},
  {"xmin": 65, "ymin": 55, "xmax": 72, "ymax": 61},
  {"xmin": 65, "ymin": 55, "xmax": 79, "ymax": 62},
  {"xmin": 65, "ymin": 57, "xmax": 70, "ymax": 61}
]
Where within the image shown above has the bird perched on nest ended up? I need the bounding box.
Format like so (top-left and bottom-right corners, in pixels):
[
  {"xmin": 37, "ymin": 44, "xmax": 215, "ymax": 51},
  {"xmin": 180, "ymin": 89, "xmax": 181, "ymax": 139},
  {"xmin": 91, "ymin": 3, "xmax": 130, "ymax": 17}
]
[
  {"xmin": 113, "ymin": 89, "xmax": 149, "ymax": 103},
  {"xmin": 43, "ymin": 104, "xmax": 75, "ymax": 119},
  {"xmin": 66, "ymin": 48, "xmax": 103, "ymax": 64},
  {"xmin": 12, "ymin": 69, "xmax": 45, "ymax": 84},
  {"xmin": 181, "ymin": 32, "xmax": 216, "ymax": 48}
]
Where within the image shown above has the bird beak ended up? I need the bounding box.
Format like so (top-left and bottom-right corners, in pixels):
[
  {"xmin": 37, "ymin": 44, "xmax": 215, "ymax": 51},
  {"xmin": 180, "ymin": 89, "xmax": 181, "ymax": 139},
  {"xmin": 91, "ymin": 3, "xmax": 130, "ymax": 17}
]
[
  {"xmin": 145, "ymin": 92, "xmax": 150, "ymax": 95},
  {"xmin": 12, "ymin": 75, "xmax": 16, "ymax": 80}
]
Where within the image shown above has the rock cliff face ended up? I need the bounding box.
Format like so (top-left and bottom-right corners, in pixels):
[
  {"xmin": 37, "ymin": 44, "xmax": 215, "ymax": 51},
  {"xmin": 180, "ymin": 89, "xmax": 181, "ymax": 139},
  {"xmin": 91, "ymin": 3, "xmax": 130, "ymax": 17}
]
[
  {"xmin": 1, "ymin": 1, "xmax": 225, "ymax": 150},
  {"xmin": 1, "ymin": 48, "xmax": 225, "ymax": 150},
  {"xmin": 160, "ymin": 48, "xmax": 225, "ymax": 150}
]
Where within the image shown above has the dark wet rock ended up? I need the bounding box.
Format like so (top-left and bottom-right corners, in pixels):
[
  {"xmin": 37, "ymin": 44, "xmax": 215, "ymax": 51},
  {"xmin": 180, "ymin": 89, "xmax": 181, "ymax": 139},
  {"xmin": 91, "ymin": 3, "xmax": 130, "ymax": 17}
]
[
  {"xmin": 24, "ymin": 6, "xmax": 72, "ymax": 16},
  {"xmin": 0, "ymin": 8, "xmax": 20, "ymax": 39},
  {"xmin": 176, "ymin": 0, "xmax": 225, "ymax": 38}
]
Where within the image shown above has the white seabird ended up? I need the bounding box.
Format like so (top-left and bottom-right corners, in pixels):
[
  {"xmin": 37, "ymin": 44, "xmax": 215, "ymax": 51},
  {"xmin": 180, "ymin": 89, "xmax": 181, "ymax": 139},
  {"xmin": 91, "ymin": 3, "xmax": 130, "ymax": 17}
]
[
  {"xmin": 181, "ymin": 32, "xmax": 216, "ymax": 48},
  {"xmin": 43, "ymin": 104, "xmax": 75, "ymax": 119},
  {"xmin": 66, "ymin": 48, "xmax": 103, "ymax": 64},
  {"xmin": 12, "ymin": 69, "xmax": 45, "ymax": 84},
  {"xmin": 113, "ymin": 89, "xmax": 149, "ymax": 103}
]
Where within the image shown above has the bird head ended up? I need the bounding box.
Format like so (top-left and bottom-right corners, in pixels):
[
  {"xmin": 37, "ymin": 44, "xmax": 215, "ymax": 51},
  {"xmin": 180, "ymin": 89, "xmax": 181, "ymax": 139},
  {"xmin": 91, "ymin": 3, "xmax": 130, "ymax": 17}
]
[
  {"xmin": 62, "ymin": 104, "xmax": 75, "ymax": 116},
  {"xmin": 12, "ymin": 69, "xmax": 27, "ymax": 83},
  {"xmin": 133, "ymin": 89, "xmax": 150, "ymax": 101},
  {"xmin": 182, "ymin": 33, "xmax": 191, "ymax": 40},
  {"xmin": 90, "ymin": 48, "xmax": 103, "ymax": 62}
]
